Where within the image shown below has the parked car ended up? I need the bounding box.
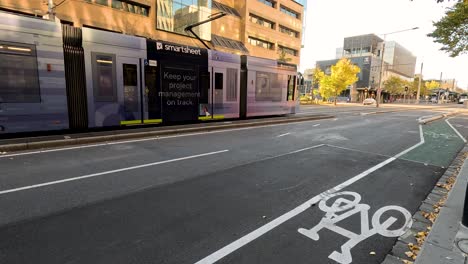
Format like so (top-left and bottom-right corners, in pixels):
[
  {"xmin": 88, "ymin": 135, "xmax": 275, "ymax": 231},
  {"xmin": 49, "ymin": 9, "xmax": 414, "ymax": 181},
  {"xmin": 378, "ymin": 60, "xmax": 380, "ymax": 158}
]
[
  {"xmin": 459, "ymin": 94, "xmax": 468, "ymax": 104},
  {"xmin": 363, "ymin": 98, "xmax": 376, "ymax": 105}
]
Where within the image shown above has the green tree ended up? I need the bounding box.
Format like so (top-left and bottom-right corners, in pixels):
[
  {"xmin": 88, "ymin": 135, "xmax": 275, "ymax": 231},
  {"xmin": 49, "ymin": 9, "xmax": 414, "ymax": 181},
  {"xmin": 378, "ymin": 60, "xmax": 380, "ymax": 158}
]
[
  {"xmin": 427, "ymin": 1, "xmax": 468, "ymax": 57},
  {"xmin": 383, "ymin": 76, "xmax": 405, "ymax": 95},
  {"xmin": 316, "ymin": 58, "xmax": 360, "ymax": 105}
]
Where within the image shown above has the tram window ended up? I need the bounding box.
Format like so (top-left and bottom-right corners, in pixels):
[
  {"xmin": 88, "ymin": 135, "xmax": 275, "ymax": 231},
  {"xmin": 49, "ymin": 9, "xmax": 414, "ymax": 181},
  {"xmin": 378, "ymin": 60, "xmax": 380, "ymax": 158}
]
[
  {"xmin": 0, "ymin": 42, "xmax": 40, "ymax": 103},
  {"xmin": 93, "ymin": 53, "xmax": 117, "ymax": 102},
  {"xmin": 215, "ymin": 72, "xmax": 223, "ymax": 90},
  {"xmin": 270, "ymin": 73, "xmax": 282, "ymax": 102},
  {"xmin": 226, "ymin": 68, "xmax": 237, "ymax": 102},
  {"xmin": 123, "ymin": 64, "xmax": 138, "ymax": 112},
  {"xmin": 255, "ymin": 72, "xmax": 270, "ymax": 101}
]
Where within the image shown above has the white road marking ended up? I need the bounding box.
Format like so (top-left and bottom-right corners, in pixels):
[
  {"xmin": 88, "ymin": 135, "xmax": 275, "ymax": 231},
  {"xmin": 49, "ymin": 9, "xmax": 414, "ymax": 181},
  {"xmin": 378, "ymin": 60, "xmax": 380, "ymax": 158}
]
[
  {"xmin": 195, "ymin": 124, "xmax": 424, "ymax": 264},
  {"xmin": 446, "ymin": 118, "xmax": 467, "ymax": 143},
  {"xmin": 0, "ymin": 150, "xmax": 229, "ymax": 195},
  {"xmin": 313, "ymin": 124, "xmax": 320, "ymax": 127},
  {"xmin": 276, "ymin": 133, "xmax": 291, "ymax": 138},
  {"xmin": 298, "ymin": 191, "xmax": 412, "ymax": 264},
  {"xmin": 0, "ymin": 119, "xmax": 330, "ymax": 159},
  {"xmin": 195, "ymin": 123, "xmax": 425, "ymax": 264}
]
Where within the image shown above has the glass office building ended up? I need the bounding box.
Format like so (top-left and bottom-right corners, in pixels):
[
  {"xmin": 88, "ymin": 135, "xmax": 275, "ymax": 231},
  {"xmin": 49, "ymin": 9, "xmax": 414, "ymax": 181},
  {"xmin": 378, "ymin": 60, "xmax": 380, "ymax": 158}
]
[{"xmin": 157, "ymin": 0, "xmax": 212, "ymax": 40}]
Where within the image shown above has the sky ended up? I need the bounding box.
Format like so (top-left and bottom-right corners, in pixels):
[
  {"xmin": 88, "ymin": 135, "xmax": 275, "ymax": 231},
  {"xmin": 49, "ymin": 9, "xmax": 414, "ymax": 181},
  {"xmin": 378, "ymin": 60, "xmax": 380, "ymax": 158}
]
[{"xmin": 300, "ymin": 0, "xmax": 468, "ymax": 89}]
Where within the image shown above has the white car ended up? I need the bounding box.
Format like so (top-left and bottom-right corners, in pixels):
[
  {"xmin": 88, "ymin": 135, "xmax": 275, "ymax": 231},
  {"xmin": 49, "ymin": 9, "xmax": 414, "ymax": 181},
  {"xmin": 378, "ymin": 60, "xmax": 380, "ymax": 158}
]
[
  {"xmin": 459, "ymin": 95, "xmax": 468, "ymax": 104},
  {"xmin": 363, "ymin": 98, "xmax": 376, "ymax": 105}
]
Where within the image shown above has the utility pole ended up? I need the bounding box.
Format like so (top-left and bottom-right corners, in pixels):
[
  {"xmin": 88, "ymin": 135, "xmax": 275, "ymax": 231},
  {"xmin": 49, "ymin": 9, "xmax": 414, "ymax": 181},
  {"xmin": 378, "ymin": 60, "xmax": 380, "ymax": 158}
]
[
  {"xmin": 438, "ymin": 72, "xmax": 443, "ymax": 103},
  {"xmin": 416, "ymin": 62, "xmax": 423, "ymax": 104},
  {"xmin": 376, "ymin": 36, "xmax": 386, "ymax": 108}
]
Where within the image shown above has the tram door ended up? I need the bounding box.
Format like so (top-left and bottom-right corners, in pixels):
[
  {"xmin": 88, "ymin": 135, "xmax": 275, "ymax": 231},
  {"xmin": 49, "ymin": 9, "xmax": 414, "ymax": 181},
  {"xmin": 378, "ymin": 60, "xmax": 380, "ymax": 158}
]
[
  {"xmin": 117, "ymin": 57, "xmax": 142, "ymax": 125},
  {"xmin": 207, "ymin": 67, "xmax": 225, "ymax": 117}
]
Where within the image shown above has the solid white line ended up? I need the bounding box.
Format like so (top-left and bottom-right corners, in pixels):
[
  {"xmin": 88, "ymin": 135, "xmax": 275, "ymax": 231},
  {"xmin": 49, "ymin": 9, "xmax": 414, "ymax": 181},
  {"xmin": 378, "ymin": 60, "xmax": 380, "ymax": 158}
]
[
  {"xmin": 195, "ymin": 123, "xmax": 427, "ymax": 264},
  {"xmin": 0, "ymin": 119, "xmax": 329, "ymax": 159},
  {"xmin": 0, "ymin": 150, "xmax": 229, "ymax": 195},
  {"xmin": 276, "ymin": 133, "xmax": 291, "ymax": 138},
  {"xmin": 394, "ymin": 125, "xmax": 425, "ymax": 158},
  {"xmin": 446, "ymin": 118, "xmax": 467, "ymax": 143}
]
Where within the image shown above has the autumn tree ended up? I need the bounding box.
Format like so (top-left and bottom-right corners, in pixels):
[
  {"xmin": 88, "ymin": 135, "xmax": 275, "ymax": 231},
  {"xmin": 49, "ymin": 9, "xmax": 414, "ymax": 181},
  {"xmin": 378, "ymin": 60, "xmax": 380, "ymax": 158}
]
[
  {"xmin": 425, "ymin": 80, "xmax": 440, "ymax": 91},
  {"xmin": 315, "ymin": 58, "xmax": 360, "ymax": 105},
  {"xmin": 427, "ymin": 1, "xmax": 468, "ymax": 57}
]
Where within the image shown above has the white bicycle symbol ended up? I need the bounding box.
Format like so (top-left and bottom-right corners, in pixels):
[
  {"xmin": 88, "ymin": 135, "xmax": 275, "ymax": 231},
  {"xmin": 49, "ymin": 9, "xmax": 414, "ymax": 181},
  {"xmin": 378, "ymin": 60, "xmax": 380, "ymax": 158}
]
[
  {"xmin": 298, "ymin": 191, "xmax": 413, "ymax": 264},
  {"xmin": 424, "ymin": 131, "xmax": 457, "ymax": 140}
]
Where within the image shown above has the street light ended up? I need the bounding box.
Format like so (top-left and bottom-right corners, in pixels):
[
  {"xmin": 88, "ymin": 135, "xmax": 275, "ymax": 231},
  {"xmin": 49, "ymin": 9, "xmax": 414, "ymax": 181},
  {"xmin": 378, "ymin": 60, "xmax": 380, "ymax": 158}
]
[{"xmin": 376, "ymin": 27, "xmax": 419, "ymax": 108}]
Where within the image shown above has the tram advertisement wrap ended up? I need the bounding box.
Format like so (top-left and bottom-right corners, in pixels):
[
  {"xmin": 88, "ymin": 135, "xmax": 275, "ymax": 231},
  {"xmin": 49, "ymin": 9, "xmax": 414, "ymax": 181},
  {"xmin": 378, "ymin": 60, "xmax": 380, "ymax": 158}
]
[{"xmin": 160, "ymin": 66, "xmax": 199, "ymax": 122}]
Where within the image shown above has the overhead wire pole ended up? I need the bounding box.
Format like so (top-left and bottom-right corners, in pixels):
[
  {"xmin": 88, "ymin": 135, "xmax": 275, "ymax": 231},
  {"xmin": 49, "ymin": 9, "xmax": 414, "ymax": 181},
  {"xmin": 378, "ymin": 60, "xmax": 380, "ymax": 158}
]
[
  {"xmin": 47, "ymin": 0, "xmax": 55, "ymax": 21},
  {"xmin": 416, "ymin": 62, "xmax": 423, "ymax": 104},
  {"xmin": 184, "ymin": 12, "xmax": 226, "ymax": 50},
  {"xmin": 376, "ymin": 27, "xmax": 419, "ymax": 108}
]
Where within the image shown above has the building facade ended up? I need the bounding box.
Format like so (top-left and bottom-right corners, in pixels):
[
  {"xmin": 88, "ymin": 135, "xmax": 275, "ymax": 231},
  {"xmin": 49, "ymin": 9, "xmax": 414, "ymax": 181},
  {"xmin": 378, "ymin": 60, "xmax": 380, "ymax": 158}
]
[
  {"xmin": 0, "ymin": 0, "xmax": 304, "ymax": 65},
  {"xmin": 316, "ymin": 34, "xmax": 416, "ymax": 102}
]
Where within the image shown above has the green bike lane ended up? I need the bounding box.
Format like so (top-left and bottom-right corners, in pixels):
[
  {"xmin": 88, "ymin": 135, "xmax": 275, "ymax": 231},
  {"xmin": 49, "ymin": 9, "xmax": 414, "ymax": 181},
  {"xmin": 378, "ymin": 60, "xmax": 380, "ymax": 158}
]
[{"xmin": 402, "ymin": 119, "xmax": 465, "ymax": 167}]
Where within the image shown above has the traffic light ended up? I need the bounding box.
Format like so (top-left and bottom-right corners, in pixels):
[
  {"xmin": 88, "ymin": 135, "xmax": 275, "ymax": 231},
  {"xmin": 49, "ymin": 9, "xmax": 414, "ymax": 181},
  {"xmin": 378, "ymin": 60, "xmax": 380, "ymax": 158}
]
[{"xmin": 405, "ymin": 86, "xmax": 408, "ymax": 92}]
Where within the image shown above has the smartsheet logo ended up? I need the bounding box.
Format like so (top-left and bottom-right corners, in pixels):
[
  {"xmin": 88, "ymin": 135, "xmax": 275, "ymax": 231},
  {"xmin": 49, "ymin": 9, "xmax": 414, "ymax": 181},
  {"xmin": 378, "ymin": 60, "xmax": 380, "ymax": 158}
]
[
  {"xmin": 156, "ymin": 42, "xmax": 163, "ymax": 50},
  {"xmin": 155, "ymin": 42, "xmax": 202, "ymax": 56}
]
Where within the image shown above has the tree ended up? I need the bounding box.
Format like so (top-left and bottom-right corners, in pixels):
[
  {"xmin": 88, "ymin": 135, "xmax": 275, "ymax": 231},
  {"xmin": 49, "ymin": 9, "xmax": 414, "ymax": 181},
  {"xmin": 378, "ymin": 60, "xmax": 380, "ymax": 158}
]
[
  {"xmin": 312, "ymin": 67, "xmax": 324, "ymax": 88},
  {"xmin": 316, "ymin": 58, "xmax": 360, "ymax": 105},
  {"xmin": 425, "ymin": 80, "xmax": 440, "ymax": 96},
  {"xmin": 383, "ymin": 76, "xmax": 405, "ymax": 95},
  {"xmin": 427, "ymin": 1, "xmax": 468, "ymax": 57}
]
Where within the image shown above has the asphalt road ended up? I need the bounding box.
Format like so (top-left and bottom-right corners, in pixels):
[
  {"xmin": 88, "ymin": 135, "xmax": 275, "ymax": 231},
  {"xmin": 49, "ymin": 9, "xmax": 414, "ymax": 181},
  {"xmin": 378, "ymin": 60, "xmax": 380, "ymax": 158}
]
[{"xmin": 0, "ymin": 107, "xmax": 466, "ymax": 264}]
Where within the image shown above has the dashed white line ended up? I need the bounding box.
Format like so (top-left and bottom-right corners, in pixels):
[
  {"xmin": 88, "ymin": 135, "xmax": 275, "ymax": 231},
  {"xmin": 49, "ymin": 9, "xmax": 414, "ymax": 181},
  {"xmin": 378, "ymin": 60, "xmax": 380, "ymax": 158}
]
[
  {"xmin": 276, "ymin": 133, "xmax": 291, "ymax": 138},
  {"xmin": 0, "ymin": 150, "xmax": 229, "ymax": 195},
  {"xmin": 313, "ymin": 124, "xmax": 320, "ymax": 127}
]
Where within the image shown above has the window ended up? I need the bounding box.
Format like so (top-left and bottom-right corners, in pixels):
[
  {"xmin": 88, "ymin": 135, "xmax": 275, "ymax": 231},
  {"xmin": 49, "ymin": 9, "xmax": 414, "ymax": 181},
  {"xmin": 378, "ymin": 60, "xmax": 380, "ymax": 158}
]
[
  {"xmin": 123, "ymin": 64, "xmax": 138, "ymax": 113},
  {"xmin": 249, "ymin": 14, "xmax": 275, "ymax": 29},
  {"xmin": 156, "ymin": 0, "xmax": 212, "ymax": 39},
  {"xmin": 279, "ymin": 45, "xmax": 298, "ymax": 56},
  {"xmin": 215, "ymin": 73, "xmax": 223, "ymax": 90},
  {"xmin": 95, "ymin": 0, "xmax": 108, "ymax": 6},
  {"xmin": 92, "ymin": 53, "xmax": 116, "ymax": 102},
  {"xmin": 255, "ymin": 72, "xmax": 282, "ymax": 102},
  {"xmin": 248, "ymin": 37, "xmax": 274, "ymax": 50},
  {"xmin": 0, "ymin": 42, "xmax": 40, "ymax": 103},
  {"xmin": 279, "ymin": 25, "xmax": 299, "ymax": 38},
  {"xmin": 110, "ymin": 0, "xmax": 150, "ymax": 16},
  {"xmin": 226, "ymin": 68, "xmax": 237, "ymax": 101},
  {"xmin": 258, "ymin": 0, "xmax": 275, "ymax": 8},
  {"xmin": 280, "ymin": 5, "xmax": 299, "ymax": 19}
]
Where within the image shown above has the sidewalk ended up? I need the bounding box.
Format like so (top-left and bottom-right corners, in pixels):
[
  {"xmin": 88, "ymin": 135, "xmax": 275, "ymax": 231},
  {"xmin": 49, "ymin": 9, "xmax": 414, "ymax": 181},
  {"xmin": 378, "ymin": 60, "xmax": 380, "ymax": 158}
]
[
  {"xmin": 383, "ymin": 145, "xmax": 468, "ymax": 263},
  {"xmin": 0, "ymin": 114, "xmax": 332, "ymax": 153},
  {"xmin": 415, "ymin": 146, "xmax": 468, "ymax": 264}
]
